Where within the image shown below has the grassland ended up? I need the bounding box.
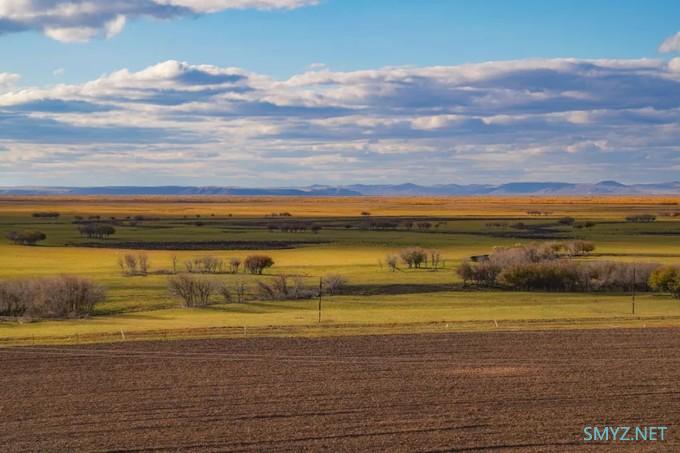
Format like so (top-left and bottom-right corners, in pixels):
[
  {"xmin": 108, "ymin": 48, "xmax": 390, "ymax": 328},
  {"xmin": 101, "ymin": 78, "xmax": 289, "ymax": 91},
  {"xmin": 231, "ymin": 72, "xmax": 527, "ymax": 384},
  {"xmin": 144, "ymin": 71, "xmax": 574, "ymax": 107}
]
[{"xmin": 2, "ymin": 195, "xmax": 680, "ymax": 345}]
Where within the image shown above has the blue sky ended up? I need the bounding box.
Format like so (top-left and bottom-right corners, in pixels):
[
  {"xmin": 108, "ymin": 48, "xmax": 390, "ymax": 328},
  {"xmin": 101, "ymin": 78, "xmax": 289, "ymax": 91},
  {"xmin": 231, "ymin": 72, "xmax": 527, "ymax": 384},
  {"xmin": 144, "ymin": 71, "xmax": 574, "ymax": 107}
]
[
  {"xmin": 4, "ymin": 1, "xmax": 680, "ymax": 85},
  {"xmin": 1, "ymin": 0, "xmax": 680, "ymax": 186}
]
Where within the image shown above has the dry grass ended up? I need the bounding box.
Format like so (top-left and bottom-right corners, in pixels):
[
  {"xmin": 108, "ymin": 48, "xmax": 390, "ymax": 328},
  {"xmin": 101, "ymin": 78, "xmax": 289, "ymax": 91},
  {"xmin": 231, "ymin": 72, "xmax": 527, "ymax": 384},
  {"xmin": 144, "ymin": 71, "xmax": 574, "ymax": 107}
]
[{"xmin": 1, "ymin": 195, "xmax": 679, "ymax": 218}]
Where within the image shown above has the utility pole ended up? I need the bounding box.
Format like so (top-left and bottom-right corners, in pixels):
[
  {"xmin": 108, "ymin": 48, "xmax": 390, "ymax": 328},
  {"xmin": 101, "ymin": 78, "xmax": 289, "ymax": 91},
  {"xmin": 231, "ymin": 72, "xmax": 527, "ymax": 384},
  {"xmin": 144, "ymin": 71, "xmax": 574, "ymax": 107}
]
[
  {"xmin": 632, "ymin": 265, "xmax": 636, "ymax": 316},
  {"xmin": 318, "ymin": 277, "xmax": 323, "ymax": 323}
]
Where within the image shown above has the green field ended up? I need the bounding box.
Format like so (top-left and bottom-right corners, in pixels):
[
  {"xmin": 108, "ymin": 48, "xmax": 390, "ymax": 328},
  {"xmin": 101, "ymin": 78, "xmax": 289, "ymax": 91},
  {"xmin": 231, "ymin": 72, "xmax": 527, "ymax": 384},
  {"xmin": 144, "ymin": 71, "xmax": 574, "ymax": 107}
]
[{"xmin": 2, "ymin": 196, "xmax": 680, "ymax": 345}]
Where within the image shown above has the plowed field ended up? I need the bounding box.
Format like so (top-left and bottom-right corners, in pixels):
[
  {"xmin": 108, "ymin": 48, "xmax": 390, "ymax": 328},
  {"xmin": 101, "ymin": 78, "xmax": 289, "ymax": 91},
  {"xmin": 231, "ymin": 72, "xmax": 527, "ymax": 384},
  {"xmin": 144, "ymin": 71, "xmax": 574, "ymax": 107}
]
[{"xmin": 1, "ymin": 329, "xmax": 678, "ymax": 452}]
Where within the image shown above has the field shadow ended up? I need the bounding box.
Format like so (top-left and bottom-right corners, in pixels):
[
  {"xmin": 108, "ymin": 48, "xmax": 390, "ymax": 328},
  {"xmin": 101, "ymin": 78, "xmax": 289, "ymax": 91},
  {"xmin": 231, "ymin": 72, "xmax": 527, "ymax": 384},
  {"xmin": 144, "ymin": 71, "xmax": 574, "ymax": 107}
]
[{"xmin": 341, "ymin": 283, "xmax": 464, "ymax": 296}]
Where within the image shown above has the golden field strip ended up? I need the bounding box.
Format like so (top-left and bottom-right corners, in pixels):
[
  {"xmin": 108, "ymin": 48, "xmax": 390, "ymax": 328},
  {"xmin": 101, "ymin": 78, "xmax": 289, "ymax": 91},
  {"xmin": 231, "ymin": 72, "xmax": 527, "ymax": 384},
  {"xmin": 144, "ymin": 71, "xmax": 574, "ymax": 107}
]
[
  {"xmin": 0, "ymin": 195, "xmax": 676, "ymax": 217},
  {"xmin": 1, "ymin": 195, "xmax": 680, "ymax": 345}
]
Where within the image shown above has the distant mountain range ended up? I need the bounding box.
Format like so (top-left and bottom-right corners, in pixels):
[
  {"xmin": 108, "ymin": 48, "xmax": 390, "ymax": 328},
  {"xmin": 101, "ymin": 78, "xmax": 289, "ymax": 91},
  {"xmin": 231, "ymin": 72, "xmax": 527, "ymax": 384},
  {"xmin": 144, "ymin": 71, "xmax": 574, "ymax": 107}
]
[{"xmin": 2, "ymin": 181, "xmax": 680, "ymax": 196}]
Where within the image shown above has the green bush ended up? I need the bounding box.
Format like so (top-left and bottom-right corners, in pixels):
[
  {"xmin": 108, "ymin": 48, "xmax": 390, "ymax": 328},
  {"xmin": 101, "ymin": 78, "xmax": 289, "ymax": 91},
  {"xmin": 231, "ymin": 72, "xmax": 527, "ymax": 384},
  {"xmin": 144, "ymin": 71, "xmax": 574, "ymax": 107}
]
[
  {"xmin": 6, "ymin": 230, "xmax": 47, "ymax": 245},
  {"xmin": 649, "ymin": 266, "xmax": 680, "ymax": 298}
]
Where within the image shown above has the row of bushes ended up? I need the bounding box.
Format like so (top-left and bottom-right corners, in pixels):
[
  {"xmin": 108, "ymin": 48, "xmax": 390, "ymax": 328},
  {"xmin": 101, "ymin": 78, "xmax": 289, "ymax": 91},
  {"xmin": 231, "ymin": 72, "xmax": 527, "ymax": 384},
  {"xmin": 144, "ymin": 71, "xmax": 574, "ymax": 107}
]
[
  {"xmin": 457, "ymin": 241, "xmax": 597, "ymax": 288},
  {"xmin": 267, "ymin": 224, "xmax": 322, "ymax": 233},
  {"xmin": 119, "ymin": 254, "xmax": 275, "ymax": 276},
  {"xmin": 626, "ymin": 214, "xmax": 657, "ymax": 223},
  {"xmin": 32, "ymin": 211, "xmax": 60, "ymax": 218},
  {"xmin": 468, "ymin": 260, "xmax": 680, "ymax": 296},
  {"xmin": 182, "ymin": 255, "xmax": 274, "ymax": 275},
  {"xmin": 492, "ymin": 260, "xmax": 657, "ymax": 292},
  {"xmin": 0, "ymin": 276, "xmax": 104, "ymax": 318},
  {"xmin": 456, "ymin": 241, "xmax": 680, "ymax": 294},
  {"xmin": 78, "ymin": 223, "xmax": 116, "ymax": 239},
  {"xmin": 167, "ymin": 273, "xmax": 347, "ymax": 307}
]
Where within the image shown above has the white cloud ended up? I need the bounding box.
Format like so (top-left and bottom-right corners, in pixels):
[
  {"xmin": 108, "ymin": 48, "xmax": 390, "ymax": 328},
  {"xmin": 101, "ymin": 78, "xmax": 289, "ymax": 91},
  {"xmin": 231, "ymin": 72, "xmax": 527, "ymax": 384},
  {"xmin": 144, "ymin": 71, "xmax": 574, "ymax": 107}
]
[
  {"xmin": 659, "ymin": 31, "xmax": 680, "ymax": 53},
  {"xmin": 0, "ymin": 0, "xmax": 318, "ymax": 42},
  {"xmin": 3, "ymin": 58, "xmax": 680, "ymax": 184},
  {"xmin": 158, "ymin": 0, "xmax": 319, "ymax": 12},
  {"xmin": 0, "ymin": 72, "xmax": 20, "ymax": 91}
]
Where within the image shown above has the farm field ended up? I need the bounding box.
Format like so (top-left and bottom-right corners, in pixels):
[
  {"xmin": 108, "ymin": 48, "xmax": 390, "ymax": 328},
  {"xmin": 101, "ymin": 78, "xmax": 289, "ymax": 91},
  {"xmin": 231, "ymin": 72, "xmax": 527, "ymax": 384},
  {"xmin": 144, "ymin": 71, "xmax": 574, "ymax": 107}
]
[
  {"xmin": 2, "ymin": 195, "xmax": 680, "ymax": 343},
  {"xmin": 1, "ymin": 328, "xmax": 678, "ymax": 452}
]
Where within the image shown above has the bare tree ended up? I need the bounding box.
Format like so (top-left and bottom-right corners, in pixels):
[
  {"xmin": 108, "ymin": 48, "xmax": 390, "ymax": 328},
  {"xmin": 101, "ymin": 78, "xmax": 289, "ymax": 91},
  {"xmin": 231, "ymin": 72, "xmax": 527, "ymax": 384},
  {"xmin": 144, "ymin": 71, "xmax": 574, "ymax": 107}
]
[
  {"xmin": 234, "ymin": 280, "xmax": 247, "ymax": 303},
  {"xmin": 118, "ymin": 253, "xmax": 149, "ymax": 276},
  {"xmin": 244, "ymin": 255, "xmax": 274, "ymax": 275},
  {"xmin": 430, "ymin": 250, "xmax": 442, "ymax": 270},
  {"xmin": 168, "ymin": 274, "xmax": 215, "ymax": 307},
  {"xmin": 171, "ymin": 255, "xmax": 178, "ymax": 274},
  {"xmin": 218, "ymin": 282, "xmax": 232, "ymax": 303},
  {"xmin": 322, "ymin": 274, "xmax": 348, "ymax": 295},
  {"xmin": 137, "ymin": 253, "xmax": 149, "ymax": 275},
  {"xmin": 256, "ymin": 275, "xmax": 315, "ymax": 300}
]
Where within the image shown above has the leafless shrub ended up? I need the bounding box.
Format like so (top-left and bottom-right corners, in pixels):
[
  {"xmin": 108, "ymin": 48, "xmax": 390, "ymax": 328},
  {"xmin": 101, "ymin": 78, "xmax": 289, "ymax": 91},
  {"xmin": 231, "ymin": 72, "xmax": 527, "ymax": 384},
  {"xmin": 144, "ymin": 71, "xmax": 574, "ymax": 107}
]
[
  {"xmin": 565, "ymin": 240, "xmax": 596, "ymax": 256},
  {"xmin": 457, "ymin": 260, "xmax": 502, "ymax": 286},
  {"xmin": 234, "ymin": 280, "xmax": 248, "ymax": 303},
  {"xmin": 168, "ymin": 274, "xmax": 216, "ymax": 307},
  {"xmin": 386, "ymin": 255, "xmax": 398, "ymax": 272},
  {"xmin": 0, "ymin": 280, "xmax": 30, "ymax": 317},
  {"xmin": 0, "ymin": 276, "xmax": 104, "ymax": 319},
  {"xmin": 430, "ymin": 250, "xmax": 442, "ymax": 270},
  {"xmin": 256, "ymin": 275, "xmax": 315, "ymax": 300},
  {"xmin": 118, "ymin": 253, "xmax": 149, "ymax": 276},
  {"xmin": 322, "ymin": 274, "xmax": 348, "ymax": 295},
  {"xmin": 137, "ymin": 253, "xmax": 149, "ymax": 275},
  {"xmin": 399, "ymin": 247, "xmax": 428, "ymax": 268},
  {"xmin": 215, "ymin": 279, "xmax": 250, "ymax": 303},
  {"xmin": 218, "ymin": 282, "xmax": 232, "ymax": 303},
  {"xmin": 184, "ymin": 256, "xmax": 224, "ymax": 274},
  {"xmin": 229, "ymin": 257, "xmax": 242, "ymax": 274}
]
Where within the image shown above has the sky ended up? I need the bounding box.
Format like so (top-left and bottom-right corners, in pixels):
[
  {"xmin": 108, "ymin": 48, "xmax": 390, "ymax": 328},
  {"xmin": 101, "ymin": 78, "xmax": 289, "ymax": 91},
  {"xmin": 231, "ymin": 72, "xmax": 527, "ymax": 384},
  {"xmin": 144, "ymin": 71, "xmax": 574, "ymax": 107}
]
[{"xmin": 1, "ymin": 0, "xmax": 680, "ymax": 186}]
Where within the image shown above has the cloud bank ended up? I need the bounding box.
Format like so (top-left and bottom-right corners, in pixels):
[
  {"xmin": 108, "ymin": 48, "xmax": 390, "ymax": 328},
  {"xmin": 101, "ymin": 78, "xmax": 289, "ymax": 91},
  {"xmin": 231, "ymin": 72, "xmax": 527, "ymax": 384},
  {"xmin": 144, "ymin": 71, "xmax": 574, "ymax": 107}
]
[
  {"xmin": 0, "ymin": 0, "xmax": 318, "ymax": 42},
  {"xmin": 3, "ymin": 58, "xmax": 680, "ymax": 185}
]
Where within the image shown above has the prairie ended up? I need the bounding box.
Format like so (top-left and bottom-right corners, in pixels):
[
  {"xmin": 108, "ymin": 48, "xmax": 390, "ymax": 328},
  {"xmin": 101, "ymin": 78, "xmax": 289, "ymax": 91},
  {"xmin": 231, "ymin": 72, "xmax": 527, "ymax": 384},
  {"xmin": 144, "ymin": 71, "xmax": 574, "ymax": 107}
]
[{"xmin": 1, "ymin": 195, "xmax": 680, "ymax": 345}]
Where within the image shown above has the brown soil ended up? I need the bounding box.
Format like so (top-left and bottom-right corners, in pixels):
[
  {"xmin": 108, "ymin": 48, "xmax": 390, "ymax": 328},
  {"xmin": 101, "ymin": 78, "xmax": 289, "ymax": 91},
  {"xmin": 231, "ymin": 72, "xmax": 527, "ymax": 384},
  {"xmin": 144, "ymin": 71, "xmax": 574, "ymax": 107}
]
[{"xmin": 1, "ymin": 328, "xmax": 679, "ymax": 452}]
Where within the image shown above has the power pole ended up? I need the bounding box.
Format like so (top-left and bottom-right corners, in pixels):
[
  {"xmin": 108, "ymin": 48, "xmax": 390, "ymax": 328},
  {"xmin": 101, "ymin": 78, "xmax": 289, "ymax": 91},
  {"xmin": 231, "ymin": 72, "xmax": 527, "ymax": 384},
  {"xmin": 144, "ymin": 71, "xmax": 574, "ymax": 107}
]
[
  {"xmin": 318, "ymin": 277, "xmax": 323, "ymax": 323},
  {"xmin": 632, "ymin": 265, "xmax": 636, "ymax": 316}
]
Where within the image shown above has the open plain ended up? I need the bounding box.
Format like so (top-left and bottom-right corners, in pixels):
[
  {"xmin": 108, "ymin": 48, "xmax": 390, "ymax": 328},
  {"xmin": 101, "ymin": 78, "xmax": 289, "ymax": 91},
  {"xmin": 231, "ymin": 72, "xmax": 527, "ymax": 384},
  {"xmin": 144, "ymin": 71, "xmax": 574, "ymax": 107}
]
[{"xmin": 2, "ymin": 196, "xmax": 680, "ymax": 343}]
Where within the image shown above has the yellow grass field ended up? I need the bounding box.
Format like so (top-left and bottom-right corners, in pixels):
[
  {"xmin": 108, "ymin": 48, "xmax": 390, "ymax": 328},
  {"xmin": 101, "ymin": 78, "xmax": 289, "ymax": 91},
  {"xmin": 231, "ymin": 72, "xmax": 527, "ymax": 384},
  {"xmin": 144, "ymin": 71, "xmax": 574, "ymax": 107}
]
[{"xmin": 1, "ymin": 195, "xmax": 680, "ymax": 345}]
